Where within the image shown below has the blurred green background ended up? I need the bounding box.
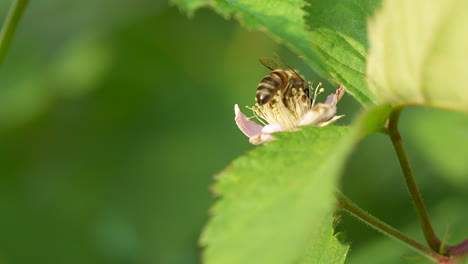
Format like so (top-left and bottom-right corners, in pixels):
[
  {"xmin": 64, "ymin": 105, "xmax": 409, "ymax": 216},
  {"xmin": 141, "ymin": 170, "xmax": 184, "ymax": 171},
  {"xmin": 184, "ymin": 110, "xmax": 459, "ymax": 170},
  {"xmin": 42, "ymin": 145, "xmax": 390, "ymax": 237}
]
[{"xmin": 0, "ymin": 1, "xmax": 467, "ymax": 264}]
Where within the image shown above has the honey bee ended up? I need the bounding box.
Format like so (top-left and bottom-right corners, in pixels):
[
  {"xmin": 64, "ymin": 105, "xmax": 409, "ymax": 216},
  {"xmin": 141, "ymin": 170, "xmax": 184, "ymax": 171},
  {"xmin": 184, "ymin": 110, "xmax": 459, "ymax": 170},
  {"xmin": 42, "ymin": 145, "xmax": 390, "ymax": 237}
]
[{"xmin": 256, "ymin": 55, "xmax": 308, "ymax": 106}]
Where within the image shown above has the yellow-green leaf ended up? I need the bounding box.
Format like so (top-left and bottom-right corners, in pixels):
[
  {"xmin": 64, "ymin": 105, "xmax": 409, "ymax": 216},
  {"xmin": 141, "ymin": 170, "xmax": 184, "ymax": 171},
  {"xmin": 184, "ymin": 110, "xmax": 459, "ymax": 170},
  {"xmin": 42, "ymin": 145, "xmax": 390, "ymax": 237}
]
[{"xmin": 367, "ymin": 0, "xmax": 468, "ymax": 112}]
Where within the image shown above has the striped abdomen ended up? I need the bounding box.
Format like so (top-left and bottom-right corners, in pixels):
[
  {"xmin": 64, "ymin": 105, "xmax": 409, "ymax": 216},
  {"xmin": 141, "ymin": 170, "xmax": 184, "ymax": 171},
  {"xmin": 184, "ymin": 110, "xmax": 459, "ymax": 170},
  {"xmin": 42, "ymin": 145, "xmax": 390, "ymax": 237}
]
[{"xmin": 255, "ymin": 70, "xmax": 289, "ymax": 106}]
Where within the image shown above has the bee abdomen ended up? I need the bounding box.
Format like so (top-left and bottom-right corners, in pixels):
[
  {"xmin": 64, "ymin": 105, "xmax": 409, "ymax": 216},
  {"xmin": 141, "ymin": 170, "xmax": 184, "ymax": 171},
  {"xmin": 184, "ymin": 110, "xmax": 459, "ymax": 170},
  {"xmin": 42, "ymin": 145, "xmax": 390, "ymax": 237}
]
[{"xmin": 256, "ymin": 70, "xmax": 288, "ymax": 105}]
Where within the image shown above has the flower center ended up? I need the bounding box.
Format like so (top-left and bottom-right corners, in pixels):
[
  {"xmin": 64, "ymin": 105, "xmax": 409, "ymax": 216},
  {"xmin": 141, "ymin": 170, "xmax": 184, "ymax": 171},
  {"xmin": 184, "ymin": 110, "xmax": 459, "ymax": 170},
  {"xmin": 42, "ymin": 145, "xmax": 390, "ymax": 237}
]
[{"xmin": 249, "ymin": 83, "xmax": 324, "ymax": 131}]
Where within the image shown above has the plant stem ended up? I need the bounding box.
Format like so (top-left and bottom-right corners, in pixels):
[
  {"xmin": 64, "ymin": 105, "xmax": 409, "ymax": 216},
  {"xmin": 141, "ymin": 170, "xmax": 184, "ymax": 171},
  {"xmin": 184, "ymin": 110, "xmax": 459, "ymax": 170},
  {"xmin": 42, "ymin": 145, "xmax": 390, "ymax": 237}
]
[
  {"xmin": 387, "ymin": 106, "xmax": 441, "ymax": 252},
  {"xmin": 0, "ymin": 0, "xmax": 29, "ymax": 66},
  {"xmin": 336, "ymin": 191, "xmax": 449, "ymax": 263}
]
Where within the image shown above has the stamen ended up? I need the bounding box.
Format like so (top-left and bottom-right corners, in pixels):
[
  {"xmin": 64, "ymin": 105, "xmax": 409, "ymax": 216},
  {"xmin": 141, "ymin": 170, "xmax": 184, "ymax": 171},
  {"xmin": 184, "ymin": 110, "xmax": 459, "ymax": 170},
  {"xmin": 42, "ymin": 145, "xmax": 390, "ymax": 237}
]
[
  {"xmin": 247, "ymin": 106, "xmax": 267, "ymax": 126},
  {"xmin": 248, "ymin": 86, "xmax": 317, "ymax": 131},
  {"xmin": 311, "ymin": 82, "xmax": 323, "ymax": 107}
]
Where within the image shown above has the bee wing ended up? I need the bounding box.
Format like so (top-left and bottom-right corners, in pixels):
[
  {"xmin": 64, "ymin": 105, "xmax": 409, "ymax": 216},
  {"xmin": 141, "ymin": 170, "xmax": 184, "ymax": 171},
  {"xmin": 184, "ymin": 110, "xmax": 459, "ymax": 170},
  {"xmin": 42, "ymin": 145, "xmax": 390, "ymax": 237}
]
[
  {"xmin": 273, "ymin": 53, "xmax": 305, "ymax": 83},
  {"xmin": 259, "ymin": 57, "xmax": 282, "ymax": 71}
]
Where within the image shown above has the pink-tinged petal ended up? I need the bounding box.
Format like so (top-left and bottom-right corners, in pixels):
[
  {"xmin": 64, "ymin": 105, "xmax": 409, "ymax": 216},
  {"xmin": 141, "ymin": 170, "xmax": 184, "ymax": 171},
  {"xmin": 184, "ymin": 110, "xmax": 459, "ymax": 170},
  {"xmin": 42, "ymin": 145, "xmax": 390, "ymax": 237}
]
[
  {"xmin": 296, "ymin": 103, "xmax": 335, "ymax": 126},
  {"xmin": 234, "ymin": 104, "xmax": 263, "ymax": 138},
  {"xmin": 249, "ymin": 133, "xmax": 275, "ymax": 145},
  {"xmin": 317, "ymin": 115, "xmax": 345, "ymax": 127},
  {"xmin": 248, "ymin": 124, "xmax": 285, "ymax": 145},
  {"xmin": 262, "ymin": 123, "xmax": 286, "ymax": 134},
  {"xmin": 325, "ymin": 85, "xmax": 346, "ymax": 106}
]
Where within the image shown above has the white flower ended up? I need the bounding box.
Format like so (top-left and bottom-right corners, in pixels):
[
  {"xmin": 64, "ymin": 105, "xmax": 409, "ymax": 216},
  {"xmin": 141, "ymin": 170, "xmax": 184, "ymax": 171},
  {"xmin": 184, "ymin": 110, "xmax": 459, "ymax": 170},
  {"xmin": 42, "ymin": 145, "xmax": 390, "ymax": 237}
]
[{"xmin": 235, "ymin": 84, "xmax": 345, "ymax": 145}]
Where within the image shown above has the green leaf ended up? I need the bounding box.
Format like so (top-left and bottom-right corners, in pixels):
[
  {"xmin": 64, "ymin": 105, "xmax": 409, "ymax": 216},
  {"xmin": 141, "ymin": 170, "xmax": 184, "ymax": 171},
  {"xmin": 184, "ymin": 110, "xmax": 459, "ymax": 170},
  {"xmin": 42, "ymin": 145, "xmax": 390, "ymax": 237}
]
[
  {"xmin": 297, "ymin": 215, "xmax": 349, "ymax": 264},
  {"xmin": 200, "ymin": 126, "xmax": 351, "ymax": 264},
  {"xmin": 356, "ymin": 104, "xmax": 391, "ymax": 136},
  {"xmin": 367, "ymin": 0, "xmax": 468, "ymax": 112},
  {"xmin": 200, "ymin": 105, "xmax": 392, "ymax": 264},
  {"xmin": 304, "ymin": 0, "xmax": 381, "ymax": 106},
  {"xmin": 172, "ymin": 0, "xmax": 380, "ymax": 106}
]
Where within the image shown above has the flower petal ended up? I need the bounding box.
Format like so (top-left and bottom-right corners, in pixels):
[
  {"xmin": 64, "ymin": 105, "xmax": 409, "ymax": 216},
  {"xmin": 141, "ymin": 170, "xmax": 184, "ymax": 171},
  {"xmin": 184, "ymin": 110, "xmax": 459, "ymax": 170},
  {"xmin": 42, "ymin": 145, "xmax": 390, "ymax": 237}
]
[
  {"xmin": 317, "ymin": 115, "xmax": 345, "ymax": 127},
  {"xmin": 235, "ymin": 104, "xmax": 264, "ymax": 138},
  {"xmin": 249, "ymin": 133, "xmax": 274, "ymax": 145},
  {"xmin": 296, "ymin": 103, "xmax": 336, "ymax": 127},
  {"xmin": 325, "ymin": 85, "xmax": 346, "ymax": 106},
  {"xmin": 262, "ymin": 123, "xmax": 286, "ymax": 134},
  {"xmin": 248, "ymin": 124, "xmax": 286, "ymax": 145}
]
